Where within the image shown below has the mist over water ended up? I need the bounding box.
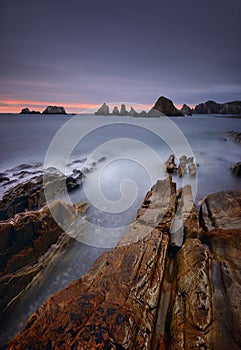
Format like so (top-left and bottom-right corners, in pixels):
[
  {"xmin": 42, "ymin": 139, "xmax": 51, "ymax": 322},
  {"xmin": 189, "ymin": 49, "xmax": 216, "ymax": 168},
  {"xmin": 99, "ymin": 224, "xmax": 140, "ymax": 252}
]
[{"xmin": 0, "ymin": 113, "xmax": 241, "ymax": 343}]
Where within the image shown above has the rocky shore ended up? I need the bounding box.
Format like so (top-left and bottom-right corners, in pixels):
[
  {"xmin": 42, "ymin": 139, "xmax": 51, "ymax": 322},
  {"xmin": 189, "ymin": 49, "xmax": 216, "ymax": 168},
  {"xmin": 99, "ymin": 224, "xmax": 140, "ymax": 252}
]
[{"xmin": 2, "ymin": 176, "xmax": 241, "ymax": 349}]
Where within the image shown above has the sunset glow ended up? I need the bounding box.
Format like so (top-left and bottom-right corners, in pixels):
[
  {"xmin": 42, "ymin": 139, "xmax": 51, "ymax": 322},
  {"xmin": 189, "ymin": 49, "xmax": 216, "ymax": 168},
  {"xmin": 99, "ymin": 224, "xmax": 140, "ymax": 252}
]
[{"xmin": 0, "ymin": 99, "xmax": 100, "ymax": 114}]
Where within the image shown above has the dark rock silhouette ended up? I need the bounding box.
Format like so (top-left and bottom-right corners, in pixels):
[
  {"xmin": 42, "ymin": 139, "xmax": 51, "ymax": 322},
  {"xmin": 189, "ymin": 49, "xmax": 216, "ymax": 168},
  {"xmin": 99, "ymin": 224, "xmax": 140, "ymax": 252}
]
[
  {"xmin": 180, "ymin": 103, "xmax": 192, "ymax": 115},
  {"xmin": 111, "ymin": 106, "xmax": 120, "ymax": 115},
  {"xmin": 232, "ymin": 162, "xmax": 241, "ymax": 176},
  {"xmin": 129, "ymin": 106, "xmax": 138, "ymax": 116},
  {"xmin": 194, "ymin": 100, "xmax": 241, "ymax": 114},
  {"xmin": 19, "ymin": 108, "xmax": 41, "ymax": 114},
  {"xmin": 120, "ymin": 104, "xmax": 128, "ymax": 115},
  {"xmin": 42, "ymin": 106, "xmax": 67, "ymax": 114},
  {"xmin": 153, "ymin": 96, "xmax": 183, "ymax": 116}
]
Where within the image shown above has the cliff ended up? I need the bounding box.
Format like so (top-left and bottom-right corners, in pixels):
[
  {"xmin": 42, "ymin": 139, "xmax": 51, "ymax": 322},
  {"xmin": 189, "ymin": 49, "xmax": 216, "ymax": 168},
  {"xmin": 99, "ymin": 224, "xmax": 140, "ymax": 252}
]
[
  {"xmin": 194, "ymin": 100, "xmax": 241, "ymax": 114},
  {"xmin": 4, "ymin": 177, "xmax": 241, "ymax": 349}
]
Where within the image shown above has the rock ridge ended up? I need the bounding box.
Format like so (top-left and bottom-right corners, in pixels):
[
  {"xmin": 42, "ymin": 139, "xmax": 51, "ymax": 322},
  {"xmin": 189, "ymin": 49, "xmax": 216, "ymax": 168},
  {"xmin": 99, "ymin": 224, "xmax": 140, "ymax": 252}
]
[{"xmin": 3, "ymin": 179, "xmax": 241, "ymax": 349}]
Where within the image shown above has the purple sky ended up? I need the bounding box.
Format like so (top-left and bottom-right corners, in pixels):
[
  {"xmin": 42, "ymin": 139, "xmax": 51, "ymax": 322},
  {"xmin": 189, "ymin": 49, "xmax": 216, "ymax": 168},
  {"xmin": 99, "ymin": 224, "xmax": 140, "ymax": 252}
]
[{"xmin": 0, "ymin": 0, "xmax": 241, "ymax": 112}]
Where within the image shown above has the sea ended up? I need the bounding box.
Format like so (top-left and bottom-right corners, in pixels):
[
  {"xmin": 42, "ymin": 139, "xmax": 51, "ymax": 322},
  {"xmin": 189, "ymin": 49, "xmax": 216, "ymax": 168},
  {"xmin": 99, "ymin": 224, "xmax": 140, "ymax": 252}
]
[{"xmin": 0, "ymin": 113, "xmax": 240, "ymax": 343}]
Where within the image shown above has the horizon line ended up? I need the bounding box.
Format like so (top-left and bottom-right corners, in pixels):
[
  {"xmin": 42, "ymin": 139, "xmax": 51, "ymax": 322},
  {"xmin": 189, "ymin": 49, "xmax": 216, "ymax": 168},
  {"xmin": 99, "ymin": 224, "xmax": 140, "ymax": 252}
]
[{"xmin": 0, "ymin": 98, "xmax": 194, "ymax": 114}]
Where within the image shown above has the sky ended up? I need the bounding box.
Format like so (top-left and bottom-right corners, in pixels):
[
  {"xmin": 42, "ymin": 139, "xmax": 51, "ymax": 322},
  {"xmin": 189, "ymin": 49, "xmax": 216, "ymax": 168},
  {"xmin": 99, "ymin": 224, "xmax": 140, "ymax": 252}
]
[{"xmin": 0, "ymin": 0, "xmax": 241, "ymax": 113}]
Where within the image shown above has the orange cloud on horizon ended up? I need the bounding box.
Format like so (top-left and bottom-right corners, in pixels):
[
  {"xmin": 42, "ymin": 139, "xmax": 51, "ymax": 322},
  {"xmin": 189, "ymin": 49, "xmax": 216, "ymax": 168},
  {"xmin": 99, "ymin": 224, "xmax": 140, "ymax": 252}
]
[{"xmin": 0, "ymin": 99, "xmax": 100, "ymax": 114}]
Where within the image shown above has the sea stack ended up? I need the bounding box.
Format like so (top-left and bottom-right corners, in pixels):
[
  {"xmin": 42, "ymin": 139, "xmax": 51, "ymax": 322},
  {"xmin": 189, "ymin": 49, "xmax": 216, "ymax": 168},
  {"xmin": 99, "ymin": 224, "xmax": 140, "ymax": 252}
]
[
  {"xmin": 180, "ymin": 104, "xmax": 192, "ymax": 116},
  {"xmin": 42, "ymin": 106, "xmax": 67, "ymax": 114},
  {"xmin": 120, "ymin": 104, "xmax": 128, "ymax": 115},
  {"xmin": 94, "ymin": 103, "xmax": 110, "ymax": 115},
  {"xmin": 129, "ymin": 106, "xmax": 138, "ymax": 116},
  {"xmin": 153, "ymin": 96, "xmax": 183, "ymax": 116},
  {"xmin": 112, "ymin": 106, "xmax": 120, "ymax": 115},
  {"xmin": 19, "ymin": 108, "xmax": 41, "ymax": 114}
]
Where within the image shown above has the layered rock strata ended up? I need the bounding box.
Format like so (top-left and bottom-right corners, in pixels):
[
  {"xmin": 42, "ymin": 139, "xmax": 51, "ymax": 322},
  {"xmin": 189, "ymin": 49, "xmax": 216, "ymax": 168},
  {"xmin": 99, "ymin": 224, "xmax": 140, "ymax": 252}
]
[
  {"xmin": 0, "ymin": 201, "xmax": 77, "ymax": 320},
  {"xmin": 4, "ymin": 181, "xmax": 241, "ymax": 349}
]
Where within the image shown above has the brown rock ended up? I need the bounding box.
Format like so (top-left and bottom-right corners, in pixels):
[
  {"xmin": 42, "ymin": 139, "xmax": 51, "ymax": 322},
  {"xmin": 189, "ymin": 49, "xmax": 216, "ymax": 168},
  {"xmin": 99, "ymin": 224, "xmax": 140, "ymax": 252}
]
[
  {"xmin": 228, "ymin": 130, "xmax": 241, "ymax": 145},
  {"xmin": 5, "ymin": 178, "xmax": 176, "ymax": 349},
  {"xmin": 0, "ymin": 201, "xmax": 76, "ymax": 319},
  {"xmin": 165, "ymin": 155, "xmax": 177, "ymax": 174},
  {"xmin": 0, "ymin": 172, "xmax": 79, "ymax": 220},
  {"xmin": 166, "ymin": 239, "xmax": 213, "ymax": 349},
  {"xmin": 232, "ymin": 161, "xmax": 241, "ymax": 176},
  {"xmin": 3, "ymin": 183, "xmax": 241, "ymax": 350}
]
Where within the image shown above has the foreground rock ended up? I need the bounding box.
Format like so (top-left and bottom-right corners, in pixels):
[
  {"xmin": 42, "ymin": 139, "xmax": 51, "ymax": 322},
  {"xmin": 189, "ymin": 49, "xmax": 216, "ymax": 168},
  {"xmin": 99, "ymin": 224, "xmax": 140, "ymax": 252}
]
[
  {"xmin": 42, "ymin": 106, "xmax": 67, "ymax": 115},
  {"xmin": 232, "ymin": 162, "xmax": 241, "ymax": 176},
  {"xmin": 0, "ymin": 171, "xmax": 80, "ymax": 220},
  {"xmin": 228, "ymin": 130, "xmax": 241, "ymax": 144},
  {"xmin": 4, "ymin": 181, "xmax": 241, "ymax": 349},
  {"xmin": 0, "ymin": 201, "xmax": 77, "ymax": 320},
  {"xmin": 153, "ymin": 96, "xmax": 183, "ymax": 116},
  {"xmin": 5, "ymin": 177, "xmax": 176, "ymax": 349}
]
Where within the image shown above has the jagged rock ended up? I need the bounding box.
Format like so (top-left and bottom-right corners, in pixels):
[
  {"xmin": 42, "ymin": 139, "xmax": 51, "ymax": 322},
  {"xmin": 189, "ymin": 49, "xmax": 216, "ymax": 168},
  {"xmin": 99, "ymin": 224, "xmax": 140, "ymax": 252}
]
[
  {"xmin": 232, "ymin": 162, "xmax": 241, "ymax": 176},
  {"xmin": 194, "ymin": 100, "xmax": 241, "ymax": 114},
  {"xmin": 180, "ymin": 104, "xmax": 192, "ymax": 116},
  {"xmin": 42, "ymin": 106, "xmax": 67, "ymax": 115},
  {"xmin": 153, "ymin": 96, "xmax": 183, "ymax": 116},
  {"xmin": 187, "ymin": 156, "xmax": 197, "ymax": 176},
  {"xmin": 19, "ymin": 108, "xmax": 40, "ymax": 114},
  {"xmin": 0, "ymin": 175, "xmax": 9, "ymax": 184},
  {"xmin": 94, "ymin": 103, "xmax": 110, "ymax": 115},
  {"xmin": 0, "ymin": 172, "xmax": 80, "ymax": 220},
  {"xmin": 178, "ymin": 155, "xmax": 187, "ymax": 177},
  {"xmin": 197, "ymin": 190, "xmax": 241, "ymax": 349},
  {"xmin": 139, "ymin": 110, "xmax": 147, "ymax": 117},
  {"xmin": 165, "ymin": 155, "xmax": 177, "ymax": 174},
  {"xmin": 0, "ymin": 201, "xmax": 77, "ymax": 320},
  {"xmin": 5, "ymin": 177, "xmax": 176, "ymax": 349},
  {"xmin": 200, "ymin": 190, "xmax": 241, "ymax": 232},
  {"xmin": 228, "ymin": 130, "xmax": 241, "ymax": 145},
  {"xmin": 120, "ymin": 104, "xmax": 128, "ymax": 115},
  {"xmin": 112, "ymin": 106, "xmax": 120, "ymax": 115},
  {"xmin": 147, "ymin": 108, "xmax": 164, "ymax": 117},
  {"xmin": 166, "ymin": 239, "xmax": 213, "ymax": 349},
  {"xmin": 4, "ymin": 183, "xmax": 241, "ymax": 349},
  {"xmin": 129, "ymin": 106, "xmax": 138, "ymax": 116}
]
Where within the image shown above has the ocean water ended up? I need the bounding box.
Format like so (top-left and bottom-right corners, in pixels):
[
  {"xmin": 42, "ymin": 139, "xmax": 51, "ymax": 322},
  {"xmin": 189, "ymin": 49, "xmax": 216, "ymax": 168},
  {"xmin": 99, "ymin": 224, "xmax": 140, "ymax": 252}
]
[{"xmin": 0, "ymin": 113, "xmax": 241, "ymax": 343}]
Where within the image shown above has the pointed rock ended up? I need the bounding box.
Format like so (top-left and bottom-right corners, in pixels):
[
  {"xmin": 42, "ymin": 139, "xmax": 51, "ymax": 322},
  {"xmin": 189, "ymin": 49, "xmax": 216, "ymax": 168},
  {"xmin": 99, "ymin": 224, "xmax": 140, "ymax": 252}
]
[
  {"xmin": 94, "ymin": 103, "xmax": 110, "ymax": 115},
  {"xmin": 112, "ymin": 106, "xmax": 120, "ymax": 115}
]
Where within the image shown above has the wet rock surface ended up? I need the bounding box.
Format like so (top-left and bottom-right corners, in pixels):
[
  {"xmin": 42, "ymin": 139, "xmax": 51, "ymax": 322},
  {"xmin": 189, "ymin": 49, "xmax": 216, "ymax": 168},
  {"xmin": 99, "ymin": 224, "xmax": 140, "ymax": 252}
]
[
  {"xmin": 165, "ymin": 154, "xmax": 197, "ymax": 177},
  {"xmin": 42, "ymin": 106, "xmax": 67, "ymax": 115},
  {"xmin": 228, "ymin": 130, "xmax": 241, "ymax": 145},
  {"xmin": 3, "ymin": 179, "xmax": 241, "ymax": 349},
  {"xmin": 232, "ymin": 161, "xmax": 241, "ymax": 176},
  {"xmin": 0, "ymin": 201, "xmax": 76, "ymax": 320},
  {"xmin": 0, "ymin": 171, "xmax": 80, "ymax": 220}
]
